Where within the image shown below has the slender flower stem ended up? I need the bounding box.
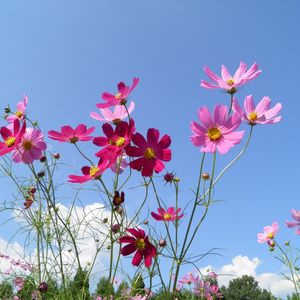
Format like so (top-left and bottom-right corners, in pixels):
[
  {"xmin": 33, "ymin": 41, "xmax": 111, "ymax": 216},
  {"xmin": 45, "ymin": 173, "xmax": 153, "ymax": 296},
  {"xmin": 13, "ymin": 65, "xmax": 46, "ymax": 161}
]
[
  {"xmin": 198, "ymin": 125, "xmax": 254, "ymax": 204},
  {"xmin": 172, "ymin": 153, "xmax": 206, "ymax": 297}
]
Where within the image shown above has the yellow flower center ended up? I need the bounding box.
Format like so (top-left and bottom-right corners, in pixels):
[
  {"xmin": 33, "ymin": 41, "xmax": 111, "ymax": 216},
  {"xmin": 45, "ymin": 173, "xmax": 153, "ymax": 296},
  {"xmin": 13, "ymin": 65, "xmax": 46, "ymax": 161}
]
[
  {"xmin": 227, "ymin": 79, "xmax": 235, "ymax": 86},
  {"xmin": 5, "ymin": 137, "xmax": 16, "ymax": 147},
  {"xmin": 70, "ymin": 136, "xmax": 78, "ymax": 143},
  {"xmin": 248, "ymin": 112, "xmax": 258, "ymax": 122},
  {"xmin": 267, "ymin": 233, "xmax": 274, "ymax": 239},
  {"xmin": 163, "ymin": 213, "xmax": 172, "ymax": 220},
  {"xmin": 207, "ymin": 127, "xmax": 222, "ymax": 141},
  {"xmin": 135, "ymin": 238, "xmax": 146, "ymax": 250},
  {"xmin": 115, "ymin": 92, "xmax": 122, "ymax": 99},
  {"xmin": 144, "ymin": 147, "xmax": 155, "ymax": 160},
  {"xmin": 89, "ymin": 166, "xmax": 99, "ymax": 177},
  {"xmin": 15, "ymin": 111, "xmax": 23, "ymax": 118},
  {"xmin": 22, "ymin": 140, "xmax": 32, "ymax": 151},
  {"xmin": 109, "ymin": 137, "xmax": 126, "ymax": 147}
]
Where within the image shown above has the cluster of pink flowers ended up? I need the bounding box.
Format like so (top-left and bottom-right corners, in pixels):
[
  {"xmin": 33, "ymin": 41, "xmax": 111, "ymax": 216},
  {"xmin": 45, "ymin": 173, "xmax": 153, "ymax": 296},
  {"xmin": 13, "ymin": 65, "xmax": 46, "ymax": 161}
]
[
  {"xmin": 191, "ymin": 61, "xmax": 282, "ymax": 154},
  {"xmin": 0, "ymin": 96, "xmax": 47, "ymax": 164},
  {"xmin": 177, "ymin": 271, "xmax": 222, "ymax": 299}
]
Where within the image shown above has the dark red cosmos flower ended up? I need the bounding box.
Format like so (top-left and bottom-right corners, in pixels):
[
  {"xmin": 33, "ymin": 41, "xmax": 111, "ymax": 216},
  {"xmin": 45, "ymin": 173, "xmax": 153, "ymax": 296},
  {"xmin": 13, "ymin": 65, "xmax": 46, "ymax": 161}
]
[
  {"xmin": 126, "ymin": 128, "xmax": 171, "ymax": 177},
  {"xmin": 48, "ymin": 124, "xmax": 95, "ymax": 143},
  {"xmin": 119, "ymin": 228, "xmax": 156, "ymax": 268},
  {"xmin": 93, "ymin": 119, "xmax": 135, "ymax": 167}
]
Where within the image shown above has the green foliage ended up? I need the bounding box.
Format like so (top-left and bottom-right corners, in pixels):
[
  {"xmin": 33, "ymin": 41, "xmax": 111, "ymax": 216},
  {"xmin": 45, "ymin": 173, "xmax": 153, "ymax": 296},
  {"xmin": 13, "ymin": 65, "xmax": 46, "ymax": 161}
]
[
  {"xmin": 95, "ymin": 277, "xmax": 112, "ymax": 298},
  {"xmin": 131, "ymin": 273, "xmax": 145, "ymax": 296},
  {"xmin": 0, "ymin": 281, "xmax": 13, "ymax": 299},
  {"xmin": 287, "ymin": 294, "xmax": 300, "ymax": 300},
  {"xmin": 220, "ymin": 275, "xmax": 275, "ymax": 300},
  {"xmin": 17, "ymin": 276, "xmax": 36, "ymax": 299},
  {"xmin": 115, "ymin": 280, "xmax": 129, "ymax": 299},
  {"xmin": 67, "ymin": 268, "xmax": 91, "ymax": 300}
]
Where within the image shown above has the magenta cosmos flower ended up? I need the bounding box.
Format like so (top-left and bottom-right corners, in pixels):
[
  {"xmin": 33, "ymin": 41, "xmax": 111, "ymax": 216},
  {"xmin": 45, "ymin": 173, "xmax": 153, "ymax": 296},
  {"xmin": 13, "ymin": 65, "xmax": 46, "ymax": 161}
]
[
  {"xmin": 151, "ymin": 207, "xmax": 184, "ymax": 222},
  {"xmin": 97, "ymin": 78, "xmax": 139, "ymax": 109},
  {"xmin": 126, "ymin": 128, "xmax": 172, "ymax": 177},
  {"xmin": 12, "ymin": 128, "xmax": 47, "ymax": 164},
  {"xmin": 257, "ymin": 221, "xmax": 279, "ymax": 243},
  {"xmin": 286, "ymin": 209, "xmax": 300, "ymax": 235},
  {"xmin": 6, "ymin": 96, "xmax": 28, "ymax": 123},
  {"xmin": 68, "ymin": 163, "xmax": 107, "ymax": 183},
  {"xmin": 119, "ymin": 228, "xmax": 156, "ymax": 267},
  {"xmin": 190, "ymin": 105, "xmax": 244, "ymax": 154},
  {"xmin": 201, "ymin": 61, "xmax": 261, "ymax": 94},
  {"xmin": 91, "ymin": 101, "xmax": 135, "ymax": 124},
  {"xmin": 93, "ymin": 120, "xmax": 135, "ymax": 167},
  {"xmin": 233, "ymin": 95, "xmax": 282, "ymax": 125},
  {"xmin": 0, "ymin": 120, "xmax": 26, "ymax": 156},
  {"xmin": 48, "ymin": 124, "xmax": 95, "ymax": 143}
]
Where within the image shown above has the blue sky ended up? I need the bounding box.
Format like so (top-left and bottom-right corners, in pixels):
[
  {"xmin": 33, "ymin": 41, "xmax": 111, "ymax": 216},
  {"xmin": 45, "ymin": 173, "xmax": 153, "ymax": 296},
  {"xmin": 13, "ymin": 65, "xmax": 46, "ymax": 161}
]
[{"xmin": 0, "ymin": 0, "xmax": 300, "ymax": 296}]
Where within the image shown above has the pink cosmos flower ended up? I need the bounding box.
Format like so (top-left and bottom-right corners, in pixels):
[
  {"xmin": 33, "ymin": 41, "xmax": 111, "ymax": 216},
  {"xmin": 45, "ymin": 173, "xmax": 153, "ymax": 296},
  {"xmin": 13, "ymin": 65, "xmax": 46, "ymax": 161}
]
[
  {"xmin": 0, "ymin": 119, "xmax": 26, "ymax": 156},
  {"xmin": 119, "ymin": 228, "xmax": 157, "ymax": 267},
  {"xmin": 110, "ymin": 154, "xmax": 129, "ymax": 174},
  {"xmin": 12, "ymin": 128, "xmax": 47, "ymax": 164},
  {"xmin": 233, "ymin": 95, "xmax": 282, "ymax": 125},
  {"xmin": 201, "ymin": 61, "xmax": 261, "ymax": 94},
  {"xmin": 48, "ymin": 124, "xmax": 95, "ymax": 143},
  {"xmin": 190, "ymin": 105, "xmax": 244, "ymax": 154},
  {"xmin": 193, "ymin": 277, "xmax": 212, "ymax": 298},
  {"xmin": 151, "ymin": 207, "xmax": 184, "ymax": 222},
  {"xmin": 97, "ymin": 78, "xmax": 139, "ymax": 108},
  {"xmin": 93, "ymin": 120, "xmax": 135, "ymax": 167},
  {"xmin": 68, "ymin": 163, "xmax": 107, "ymax": 183},
  {"xmin": 257, "ymin": 221, "xmax": 279, "ymax": 243},
  {"xmin": 91, "ymin": 101, "xmax": 135, "ymax": 124},
  {"xmin": 178, "ymin": 272, "xmax": 197, "ymax": 285},
  {"xmin": 126, "ymin": 128, "xmax": 172, "ymax": 177},
  {"xmin": 6, "ymin": 96, "xmax": 28, "ymax": 123},
  {"xmin": 13, "ymin": 277, "xmax": 24, "ymax": 291},
  {"xmin": 286, "ymin": 209, "xmax": 300, "ymax": 235}
]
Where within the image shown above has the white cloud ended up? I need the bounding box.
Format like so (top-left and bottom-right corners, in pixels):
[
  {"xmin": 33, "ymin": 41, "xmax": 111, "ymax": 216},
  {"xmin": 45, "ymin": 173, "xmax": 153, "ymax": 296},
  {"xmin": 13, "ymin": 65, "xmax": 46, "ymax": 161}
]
[{"xmin": 202, "ymin": 255, "xmax": 294, "ymax": 298}]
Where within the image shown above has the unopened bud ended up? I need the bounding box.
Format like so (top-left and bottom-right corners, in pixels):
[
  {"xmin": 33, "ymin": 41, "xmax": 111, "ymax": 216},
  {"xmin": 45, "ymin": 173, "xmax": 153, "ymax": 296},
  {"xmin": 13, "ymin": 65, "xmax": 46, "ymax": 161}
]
[
  {"xmin": 4, "ymin": 106, "xmax": 11, "ymax": 114},
  {"xmin": 103, "ymin": 218, "xmax": 108, "ymax": 224},
  {"xmin": 38, "ymin": 282, "xmax": 48, "ymax": 293},
  {"xmin": 201, "ymin": 173, "xmax": 210, "ymax": 180},
  {"xmin": 28, "ymin": 187, "xmax": 37, "ymax": 194},
  {"xmin": 38, "ymin": 171, "xmax": 45, "ymax": 177},
  {"xmin": 39, "ymin": 155, "xmax": 46, "ymax": 163},
  {"xmin": 269, "ymin": 247, "xmax": 275, "ymax": 252},
  {"xmin": 295, "ymin": 266, "xmax": 300, "ymax": 271},
  {"xmin": 143, "ymin": 220, "xmax": 149, "ymax": 225},
  {"xmin": 159, "ymin": 239, "xmax": 166, "ymax": 247},
  {"xmin": 111, "ymin": 224, "xmax": 120, "ymax": 233},
  {"xmin": 53, "ymin": 153, "xmax": 61, "ymax": 159},
  {"xmin": 285, "ymin": 241, "xmax": 290, "ymax": 246}
]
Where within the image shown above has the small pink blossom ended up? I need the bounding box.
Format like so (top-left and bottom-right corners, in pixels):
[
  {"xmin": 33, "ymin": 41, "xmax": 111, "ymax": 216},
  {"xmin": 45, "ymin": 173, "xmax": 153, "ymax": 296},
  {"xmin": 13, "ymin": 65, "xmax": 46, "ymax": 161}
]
[
  {"xmin": 233, "ymin": 95, "xmax": 282, "ymax": 125},
  {"xmin": 286, "ymin": 209, "xmax": 300, "ymax": 235},
  {"xmin": 6, "ymin": 96, "xmax": 28, "ymax": 123},
  {"xmin": 91, "ymin": 101, "xmax": 135, "ymax": 124},
  {"xmin": 12, "ymin": 128, "xmax": 47, "ymax": 164},
  {"xmin": 48, "ymin": 124, "xmax": 95, "ymax": 143},
  {"xmin": 110, "ymin": 154, "xmax": 129, "ymax": 174},
  {"xmin": 193, "ymin": 277, "xmax": 212, "ymax": 298},
  {"xmin": 257, "ymin": 221, "xmax": 279, "ymax": 243},
  {"xmin": 201, "ymin": 61, "xmax": 261, "ymax": 94},
  {"xmin": 97, "ymin": 78, "xmax": 139, "ymax": 108},
  {"xmin": 190, "ymin": 105, "xmax": 244, "ymax": 154},
  {"xmin": 178, "ymin": 272, "xmax": 197, "ymax": 285},
  {"xmin": 151, "ymin": 207, "xmax": 184, "ymax": 222},
  {"xmin": 13, "ymin": 277, "xmax": 24, "ymax": 291}
]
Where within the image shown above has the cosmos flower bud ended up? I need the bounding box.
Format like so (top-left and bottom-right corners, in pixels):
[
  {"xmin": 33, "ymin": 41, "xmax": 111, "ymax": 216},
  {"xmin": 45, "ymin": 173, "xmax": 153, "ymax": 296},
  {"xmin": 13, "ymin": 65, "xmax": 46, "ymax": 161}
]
[
  {"xmin": 113, "ymin": 191, "xmax": 125, "ymax": 206},
  {"xmin": 112, "ymin": 224, "xmax": 120, "ymax": 233},
  {"xmin": 39, "ymin": 155, "xmax": 46, "ymax": 163},
  {"xmin": 159, "ymin": 239, "xmax": 167, "ymax": 247},
  {"xmin": 38, "ymin": 282, "xmax": 48, "ymax": 293},
  {"xmin": 103, "ymin": 218, "xmax": 108, "ymax": 224},
  {"xmin": 53, "ymin": 152, "xmax": 61, "ymax": 159},
  {"xmin": 201, "ymin": 173, "xmax": 210, "ymax": 180}
]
